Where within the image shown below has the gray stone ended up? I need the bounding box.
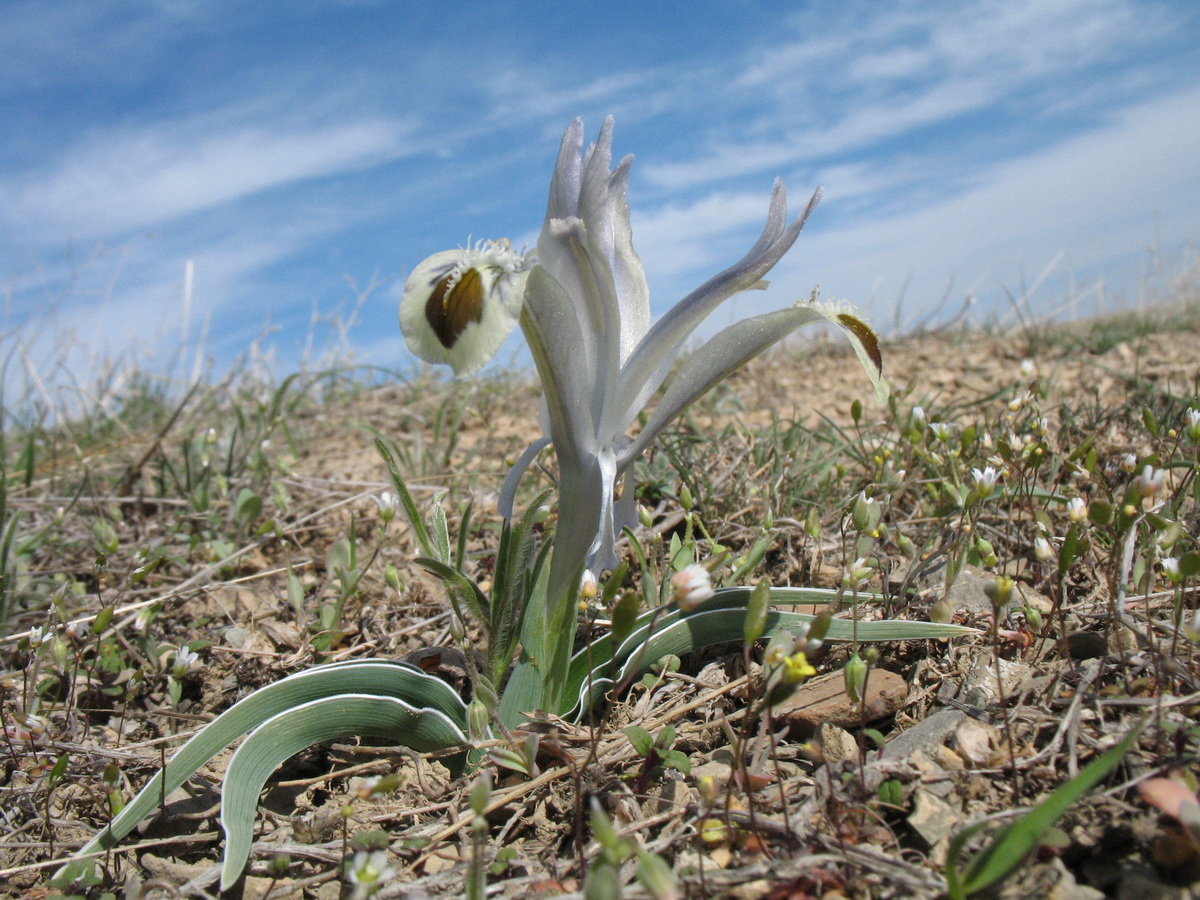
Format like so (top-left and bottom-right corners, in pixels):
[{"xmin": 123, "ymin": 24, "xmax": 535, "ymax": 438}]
[{"xmin": 880, "ymin": 708, "xmax": 968, "ymax": 760}]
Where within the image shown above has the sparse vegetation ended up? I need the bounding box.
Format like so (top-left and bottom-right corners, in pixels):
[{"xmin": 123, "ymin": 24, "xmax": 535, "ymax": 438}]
[{"xmin": 1, "ymin": 269, "xmax": 1198, "ymax": 897}]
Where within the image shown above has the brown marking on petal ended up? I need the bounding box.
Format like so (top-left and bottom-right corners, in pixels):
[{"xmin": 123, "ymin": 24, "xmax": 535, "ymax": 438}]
[
  {"xmin": 837, "ymin": 313, "xmax": 883, "ymax": 374},
  {"xmin": 425, "ymin": 267, "xmax": 485, "ymax": 349}
]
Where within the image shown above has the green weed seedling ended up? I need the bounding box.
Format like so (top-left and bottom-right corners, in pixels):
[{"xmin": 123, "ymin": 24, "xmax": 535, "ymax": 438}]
[{"xmin": 625, "ymin": 724, "xmax": 692, "ymax": 791}]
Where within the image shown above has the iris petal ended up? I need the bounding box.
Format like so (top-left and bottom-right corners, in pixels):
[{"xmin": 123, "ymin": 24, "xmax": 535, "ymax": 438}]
[{"xmin": 399, "ymin": 242, "xmax": 527, "ymax": 377}]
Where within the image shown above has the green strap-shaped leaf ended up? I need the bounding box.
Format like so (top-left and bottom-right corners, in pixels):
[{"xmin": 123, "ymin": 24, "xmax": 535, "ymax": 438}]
[
  {"xmin": 220, "ymin": 694, "xmax": 467, "ymax": 889},
  {"xmin": 947, "ymin": 720, "xmax": 1144, "ymax": 897},
  {"xmin": 69, "ymin": 660, "xmax": 467, "ymax": 866},
  {"xmin": 564, "ymin": 587, "xmax": 975, "ymax": 719}
]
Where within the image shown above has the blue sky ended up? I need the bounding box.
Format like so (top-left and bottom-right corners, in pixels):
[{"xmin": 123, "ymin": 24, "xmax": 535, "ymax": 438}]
[{"xmin": 3, "ymin": 0, "xmax": 1199, "ymax": 391}]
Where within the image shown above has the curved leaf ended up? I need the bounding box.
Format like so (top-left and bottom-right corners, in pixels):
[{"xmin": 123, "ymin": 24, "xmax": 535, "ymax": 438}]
[
  {"xmin": 220, "ymin": 693, "xmax": 467, "ymax": 889},
  {"xmin": 564, "ymin": 587, "xmax": 975, "ymax": 719},
  {"xmin": 69, "ymin": 660, "xmax": 466, "ymax": 866}
]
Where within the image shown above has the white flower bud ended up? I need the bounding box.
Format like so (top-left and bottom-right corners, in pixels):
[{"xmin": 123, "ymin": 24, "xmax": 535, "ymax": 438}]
[{"xmin": 671, "ymin": 564, "xmax": 714, "ymax": 611}]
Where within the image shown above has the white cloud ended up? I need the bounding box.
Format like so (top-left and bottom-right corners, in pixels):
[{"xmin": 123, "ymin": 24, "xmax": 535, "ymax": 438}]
[
  {"xmin": 0, "ymin": 114, "xmax": 417, "ymax": 242},
  {"xmin": 768, "ymin": 83, "xmax": 1200, "ymax": 325},
  {"xmin": 646, "ymin": 0, "xmax": 1175, "ymax": 192}
]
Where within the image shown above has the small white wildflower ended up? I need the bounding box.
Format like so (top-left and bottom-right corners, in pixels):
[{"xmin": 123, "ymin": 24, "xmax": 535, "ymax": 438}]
[
  {"xmin": 979, "ymin": 431, "xmax": 994, "ymax": 451},
  {"xmin": 1186, "ymin": 410, "xmax": 1200, "ymax": 443},
  {"xmin": 16, "ymin": 712, "xmax": 49, "ymax": 740},
  {"xmin": 1120, "ymin": 453, "xmax": 1138, "ymax": 473},
  {"xmin": 971, "ymin": 466, "xmax": 1000, "ymax": 491},
  {"xmin": 1019, "ymin": 359, "xmax": 1035, "ymax": 377},
  {"xmin": 27, "ymin": 625, "xmax": 53, "ymax": 648},
  {"xmin": 374, "ymin": 490, "xmax": 398, "ymax": 522},
  {"xmin": 172, "ymin": 646, "xmax": 200, "ymax": 678},
  {"xmin": 1186, "ymin": 609, "xmax": 1200, "ymax": 642},
  {"xmin": 1133, "ymin": 465, "xmax": 1166, "ymax": 499},
  {"xmin": 911, "ymin": 406, "xmax": 926, "ymax": 425},
  {"xmin": 1161, "ymin": 557, "xmax": 1182, "ymax": 584},
  {"xmin": 355, "ymin": 775, "xmax": 383, "ymax": 799},
  {"xmin": 579, "ymin": 568, "xmax": 598, "ymax": 601},
  {"xmin": 671, "ymin": 564, "xmax": 715, "ymax": 611},
  {"xmin": 842, "ymin": 557, "xmax": 874, "ymax": 591},
  {"xmin": 1033, "ymin": 536, "xmax": 1055, "ymax": 561},
  {"xmin": 929, "ymin": 421, "xmax": 955, "ymax": 443},
  {"xmin": 346, "ymin": 850, "xmax": 395, "ymax": 890},
  {"xmin": 1066, "ymin": 497, "xmax": 1088, "ymax": 522},
  {"xmin": 1008, "ymin": 391, "xmax": 1032, "ymax": 412},
  {"xmin": 851, "ymin": 491, "xmax": 881, "ymax": 533}
]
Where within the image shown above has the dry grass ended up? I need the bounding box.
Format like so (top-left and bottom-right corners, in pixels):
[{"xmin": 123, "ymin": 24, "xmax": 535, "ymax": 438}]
[{"xmin": 2, "ymin": 291, "xmax": 1200, "ymax": 899}]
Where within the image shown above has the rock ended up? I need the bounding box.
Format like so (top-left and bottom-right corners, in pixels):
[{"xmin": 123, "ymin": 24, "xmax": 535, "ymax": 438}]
[
  {"xmin": 420, "ymin": 843, "xmax": 461, "ymax": 875},
  {"xmin": 939, "ymin": 653, "xmax": 1033, "ymax": 708},
  {"xmin": 908, "ymin": 789, "xmax": 960, "ymax": 863},
  {"xmin": 139, "ymin": 853, "xmax": 213, "ymax": 884},
  {"xmin": 909, "ymin": 752, "xmax": 955, "ymax": 798},
  {"xmin": 727, "ymin": 879, "xmax": 772, "ymax": 898},
  {"xmin": 1115, "ymin": 871, "xmax": 1195, "ymax": 899},
  {"xmin": 1046, "ymin": 859, "xmax": 1107, "ymax": 900},
  {"xmin": 882, "ymin": 708, "xmax": 967, "ymax": 761},
  {"xmin": 951, "ymin": 717, "xmax": 1003, "ymax": 767},
  {"xmin": 933, "ymin": 744, "xmax": 966, "ymax": 771},
  {"xmin": 815, "ymin": 722, "xmax": 859, "ymax": 765},
  {"xmin": 917, "ymin": 564, "xmax": 995, "ymax": 615},
  {"xmin": 691, "ymin": 759, "xmax": 733, "ymax": 792},
  {"xmin": 774, "ymin": 669, "xmax": 908, "ymax": 733},
  {"xmin": 917, "ymin": 563, "xmax": 1051, "ymax": 618}
]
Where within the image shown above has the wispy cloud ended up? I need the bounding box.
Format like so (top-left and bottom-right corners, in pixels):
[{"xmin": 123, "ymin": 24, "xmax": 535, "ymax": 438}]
[
  {"xmin": 0, "ymin": 113, "xmax": 418, "ymax": 242},
  {"xmin": 645, "ymin": 0, "xmax": 1177, "ymax": 191},
  {"xmin": 768, "ymin": 82, "xmax": 1200, "ymax": 326}
]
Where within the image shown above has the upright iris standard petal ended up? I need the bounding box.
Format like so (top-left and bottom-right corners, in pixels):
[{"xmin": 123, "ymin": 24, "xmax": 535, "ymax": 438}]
[
  {"xmin": 397, "ymin": 118, "xmax": 886, "ymax": 643},
  {"xmin": 515, "ymin": 121, "xmax": 884, "ymax": 584},
  {"xmin": 399, "ymin": 239, "xmax": 528, "ymax": 377}
]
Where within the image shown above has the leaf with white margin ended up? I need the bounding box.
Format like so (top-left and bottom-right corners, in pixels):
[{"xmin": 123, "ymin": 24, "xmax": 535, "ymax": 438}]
[
  {"xmin": 66, "ymin": 660, "xmax": 467, "ymax": 869},
  {"xmin": 564, "ymin": 587, "xmax": 975, "ymax": 720},
  {"xmin": 220, "ymin": 694, "xmax": 468, "ymax": 890}
]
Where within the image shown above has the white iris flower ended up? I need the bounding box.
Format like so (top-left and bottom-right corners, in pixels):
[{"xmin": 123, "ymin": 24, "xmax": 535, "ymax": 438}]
[{"xmin": 401, "ymin": 117, "xmax": 885, "ymax": 627}]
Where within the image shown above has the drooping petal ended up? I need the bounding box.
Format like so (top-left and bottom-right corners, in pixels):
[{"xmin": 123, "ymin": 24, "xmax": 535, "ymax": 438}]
[
  {"xmin": 399, "ymin": 242, "xmax": 527, "ymax": 377},
  {"xmin": 605, "ymin": 185, "xmax": 821, "ymax": 438},
  {"xmin": 618, "ymin": 301, "xmax": 885, "ymax": 468}
]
